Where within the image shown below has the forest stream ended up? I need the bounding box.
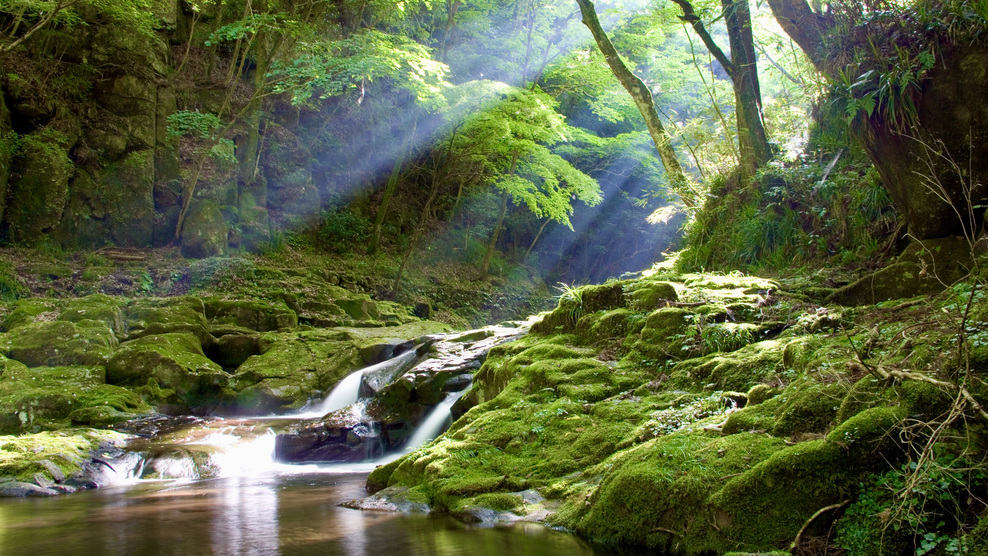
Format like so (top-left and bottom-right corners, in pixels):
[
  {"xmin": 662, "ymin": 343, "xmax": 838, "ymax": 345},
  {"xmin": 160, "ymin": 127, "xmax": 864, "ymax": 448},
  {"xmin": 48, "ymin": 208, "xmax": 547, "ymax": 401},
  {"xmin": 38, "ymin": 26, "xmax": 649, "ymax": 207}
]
[{"xmin": 0, "ymin": 320, "xmax": 623, "ymax": 556}]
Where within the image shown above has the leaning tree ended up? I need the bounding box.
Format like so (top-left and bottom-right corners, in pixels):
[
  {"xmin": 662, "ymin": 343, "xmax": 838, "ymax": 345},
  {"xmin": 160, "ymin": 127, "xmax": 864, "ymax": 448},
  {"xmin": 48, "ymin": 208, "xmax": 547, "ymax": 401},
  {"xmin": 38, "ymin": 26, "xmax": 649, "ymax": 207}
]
[{"xmin": 768, "ymin": 0, "xmax": 988, "ymax": 241}]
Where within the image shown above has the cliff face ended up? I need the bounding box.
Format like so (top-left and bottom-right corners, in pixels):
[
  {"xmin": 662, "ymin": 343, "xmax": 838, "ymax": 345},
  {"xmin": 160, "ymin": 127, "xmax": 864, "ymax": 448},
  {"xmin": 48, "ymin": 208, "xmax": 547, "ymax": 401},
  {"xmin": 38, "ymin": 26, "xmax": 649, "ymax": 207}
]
[{"xmin": 0, "ymin": 1, "xmax": 350, "ymax": 255}]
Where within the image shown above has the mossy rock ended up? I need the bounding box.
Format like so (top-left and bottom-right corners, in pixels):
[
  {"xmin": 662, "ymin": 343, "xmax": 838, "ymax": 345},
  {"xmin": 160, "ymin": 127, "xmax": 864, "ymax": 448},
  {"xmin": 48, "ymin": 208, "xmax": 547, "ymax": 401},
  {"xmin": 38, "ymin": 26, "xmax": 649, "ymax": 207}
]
[
  {"xmin": 626, "ymin": 280, "xmax": 679, "ymax": 311},
  {"xmin": 336, "ymin": 296, "xmax": 381, "ymax": 321},
  {"xmin": 722, "ymin": 395, "xmax": 783, "ymax": 435},
  {"xmin": 58, "ymin": 294, "xmax": 125, "ymax": 334},
  {"xmin": 561, "ymin": 432, "xmax": 788, "ymax": 552},
  {"xmin": 2, "ymin": 320, "xmax": 117, "ymax": 368},
  {"xmin": 202, "ymin": 298, "xmax": 298, "ymax": 331},
  {"xmin": 669, "ymin": 339, "xmax": 785, "ymax": 391},
  {"xmin": 0, "ymin": 364, "xmax": 149, "ymax": 433},
  {"xmin": 123, "ymin": 296, "xmax": 210, "ymax": 343},
  {"xmin": 710, "ymin": 408, "xmax": 906, "ymax": 550},
  {"xmin": 229, "ymin": 330, "xmax": 362, "ymax": 414},
  {"xmin": 579, "ymin": 281, "xmax": 628, "ymax": 313},
  {"xmin": 829, "ymin": 237, "xmax": 973, "ymax": 305},
  {"xmin": 1, "ymin": 298, "xmax": 60, "ymax": 331},
  {"xmin": 771, "ymin": 379, "xmax": 847, "ymax": 437},
  {"xmin": 629, "ymin": 307, "xmax": 691, "ymax": 359},
  {"xmin": 106, "ymin": 332, "xmax": 229, "ymax": 413},
  {"xmin": 0, "ymin": 429, "xmax": 129, "ymax": 484}
]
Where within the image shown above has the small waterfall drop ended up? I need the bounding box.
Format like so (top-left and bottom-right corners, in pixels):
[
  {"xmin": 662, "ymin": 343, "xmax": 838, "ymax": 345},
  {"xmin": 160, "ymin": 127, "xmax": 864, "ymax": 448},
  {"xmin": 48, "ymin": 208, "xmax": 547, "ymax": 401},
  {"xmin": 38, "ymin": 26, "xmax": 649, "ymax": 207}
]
[
  {"xmin": 296, "ymin": 369, "xmax": 365, "ymax": 418},
  {"xmin": 403, "ymin": 391, "xmax": 466, "ymax": 451}
]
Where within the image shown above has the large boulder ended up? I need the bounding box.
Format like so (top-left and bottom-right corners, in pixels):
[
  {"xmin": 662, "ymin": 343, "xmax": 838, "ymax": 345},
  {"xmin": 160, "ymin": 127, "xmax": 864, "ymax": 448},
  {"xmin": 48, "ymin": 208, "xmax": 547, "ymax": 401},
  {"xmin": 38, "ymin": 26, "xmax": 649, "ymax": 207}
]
[
  {"xmin": 122, "ymin": 297, "xmax": 210, "ymax": 343},
  {"xmin": 1, "ymin": 320, "xmax": 117, "ymax": 368},
  {"xmin": 202, "ymin": 298, "xmax": 297, "ymax": 331},
  {"xmin": 106, "ymin": 332, "xmax": 230, "ymax": 414},
  {"xmin": 54, "ymin": 150, "xmax": 156, "ymax": 248},
  {"xmin": 0, "ymin": 362, "xmax": 149, "ymax": 433},
  {"xmin": 229, "ymin": 330, "xmax": 360, "ymax": 414}
]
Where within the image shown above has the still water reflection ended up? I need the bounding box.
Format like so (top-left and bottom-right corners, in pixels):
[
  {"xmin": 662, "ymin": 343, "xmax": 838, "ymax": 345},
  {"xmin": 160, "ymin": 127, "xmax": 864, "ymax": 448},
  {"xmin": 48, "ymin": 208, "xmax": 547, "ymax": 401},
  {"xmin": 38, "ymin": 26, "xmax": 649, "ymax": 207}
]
[{"xmin": 0, "ymin": 473, "xmax": 617, "ymax": 556}]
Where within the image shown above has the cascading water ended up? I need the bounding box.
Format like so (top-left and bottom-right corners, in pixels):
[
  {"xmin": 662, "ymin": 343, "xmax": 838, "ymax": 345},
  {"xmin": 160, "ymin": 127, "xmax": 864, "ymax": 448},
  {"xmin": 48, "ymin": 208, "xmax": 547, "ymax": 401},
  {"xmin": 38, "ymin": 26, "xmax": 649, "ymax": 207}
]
[
  {"xmin": 403, "ymin": 391, "xmax": 466, "ymax": 450},
  {"xmin": 122, "ymin": 321, "xmax": 533, "ymax": 481}
]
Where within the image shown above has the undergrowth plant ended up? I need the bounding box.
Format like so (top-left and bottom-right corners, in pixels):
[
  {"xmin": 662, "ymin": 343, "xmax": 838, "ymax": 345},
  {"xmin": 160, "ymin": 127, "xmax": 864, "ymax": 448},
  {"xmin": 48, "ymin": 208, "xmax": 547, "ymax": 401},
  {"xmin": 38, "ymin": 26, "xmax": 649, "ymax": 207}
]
[{"xmin": 838, "ymin": 134, "xmax": 988, "ymax": 554}]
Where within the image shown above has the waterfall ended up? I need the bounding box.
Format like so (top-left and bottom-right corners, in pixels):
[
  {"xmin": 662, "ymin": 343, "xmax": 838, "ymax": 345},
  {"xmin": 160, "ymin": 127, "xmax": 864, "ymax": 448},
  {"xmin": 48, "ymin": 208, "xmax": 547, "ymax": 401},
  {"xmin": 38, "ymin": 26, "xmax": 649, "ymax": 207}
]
[
  {"xmin": 124, "ymin": 321, "xmax": 533, "ymax": 477},
  {"xmin": 293, "ymin": 349, "xmax": 420, "ymax": 419},
  {"xmin": 403, "ymin": 391, "xmax": 466, "ymax": 451}
]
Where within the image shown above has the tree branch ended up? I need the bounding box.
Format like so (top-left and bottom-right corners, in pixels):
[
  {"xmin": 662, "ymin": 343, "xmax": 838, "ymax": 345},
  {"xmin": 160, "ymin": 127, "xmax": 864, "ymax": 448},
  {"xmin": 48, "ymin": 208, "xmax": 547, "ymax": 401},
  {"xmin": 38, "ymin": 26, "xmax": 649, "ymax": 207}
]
[{"xmin": 670, "ymin": 0, "xmax": 734, "ymax": 78}]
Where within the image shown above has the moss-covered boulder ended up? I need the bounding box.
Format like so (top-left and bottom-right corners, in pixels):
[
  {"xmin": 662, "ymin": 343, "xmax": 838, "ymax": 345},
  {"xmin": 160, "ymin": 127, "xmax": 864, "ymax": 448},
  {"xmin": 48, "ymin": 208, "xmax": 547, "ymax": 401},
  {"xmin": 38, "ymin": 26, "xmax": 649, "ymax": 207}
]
[
  {"xmin": 2, "ymin": 320, "xmax": 117, "ymax": 368},
  {"xmin": 202, "ymin": 298, "xmax": 298, "ymax": 331},
  {"xmin": 123, "ymin": 296, "xmax": 210, "ymax": 343},
  {"xmin": 58, "ymin": 294, "xmax": 125, "ymax": 335},
  {"xmin": 1, "ymin": 298, "xmax": 61, "ymax": 332},
  {"xmin": 626, "ymin": 280, "xmax": 679, "ymax": 311},
  {"xmin": 0, "ymin": 429, "xmax": 130, "ymax": 488},
  {"xmin": 229, "ymin": 329, "xmax": 361, "ymax": 414},
  {"xmin": 106, "ymin": 332, "xmax": 229, "ymax": 414},
  {"xmin": 0, "ymin": 363, "xmax": 150, "ymax": 433},
  {"xmin": 628, "ymin": 307, "xmax": 691, "ymax": 360},
  {"xmin": 829, "ymin": 237, "xmax": 973, "ymax": 305},
  {"xmin": 180, "ymin": 200, "xmax": 228, "ymax": 258}
]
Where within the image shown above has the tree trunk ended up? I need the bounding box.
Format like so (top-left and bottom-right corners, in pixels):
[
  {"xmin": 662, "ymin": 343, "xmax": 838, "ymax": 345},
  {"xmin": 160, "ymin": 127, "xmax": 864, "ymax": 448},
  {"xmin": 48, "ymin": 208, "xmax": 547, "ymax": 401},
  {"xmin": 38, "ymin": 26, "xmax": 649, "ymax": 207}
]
[
  {"xmin": 723, "ymin": 0, "xmax": 771, "ymax": 175},
  {"xmin": 673, "ymin": 0, "xmax": 771, "ymax": 178},
  {"xmin": 369, "ymin": 116, "xmax": 418, "ymax": 255},
  {"xmin": 481, "ymin": 188, "xmax": 510, "ymax": 277},
  {"xmin": 574, "ymin": 0, "xmax": 692, "ymax": 207}
]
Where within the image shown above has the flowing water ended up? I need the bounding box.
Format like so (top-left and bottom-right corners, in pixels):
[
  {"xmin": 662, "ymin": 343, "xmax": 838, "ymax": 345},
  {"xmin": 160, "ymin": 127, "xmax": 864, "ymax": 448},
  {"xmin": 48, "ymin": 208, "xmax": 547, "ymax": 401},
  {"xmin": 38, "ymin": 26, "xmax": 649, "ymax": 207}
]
[
  {"xmin": 0, "ymin": 472, "xmax": 619, "ymax": 556},
  {"xmin": 0, "ymin": 322, "xmax": 628, "ymax": 555}
]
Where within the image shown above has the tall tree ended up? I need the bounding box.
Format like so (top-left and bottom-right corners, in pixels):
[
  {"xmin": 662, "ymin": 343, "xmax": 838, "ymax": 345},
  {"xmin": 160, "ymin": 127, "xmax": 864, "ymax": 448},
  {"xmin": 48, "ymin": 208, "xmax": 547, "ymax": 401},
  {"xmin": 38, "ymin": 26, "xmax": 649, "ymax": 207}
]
[
  {"xmin": 671, "ymin": 0, "xmax": 772, "ymax": 178},
  {"xmin": 573, "ymin": 0, "xmax": 695, "ymax": 208}
]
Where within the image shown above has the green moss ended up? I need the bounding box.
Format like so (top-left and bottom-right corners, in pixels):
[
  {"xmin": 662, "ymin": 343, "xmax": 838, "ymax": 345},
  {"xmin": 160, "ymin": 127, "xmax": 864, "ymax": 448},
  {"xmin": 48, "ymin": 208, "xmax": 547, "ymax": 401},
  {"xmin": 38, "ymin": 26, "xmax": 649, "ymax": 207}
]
[
  {"xmin": 202, "ymin": 297, "xmax": 298, "ymax": 331},
  {"xmin": 626, "ymin": 280, "xmax": 678, "ymax": 311},
  {"xmin": 106, "ymin": 332, "xmax": 229, "ymax": 412},
  {"xmin": 722, "ymin": 396, "xmax": 783, "ymax": 434},
  {"xmin": 0, "ymin": 298, "xmax": 60, "ymax": 331},
  {"xmin": 669, "ymin": 339, "xmax": 785, "ymax": 391},
  {"xmin": 746, "ymin": 384, "xmax": 780, "ymax": 405},
  {"xmin": 463, "ymin": 492, "xmax": 523, "ymax": 512},
  {"xmin": 230, "ymin": 329, "xmax": 361, "ymax": 413},
  {"xmin": 0, "ymin": 429, "xmax": 129, "ymax": 483},
  {"xmin": 772, "ymin": 379, "xmax": 847, "ymax": 436},
  {"xmin": 123, "ymin": 296, "xmax": 210, "ymax": 343},
  {"xmin": 560, "ymin": 431, "xmax": 787, "ymax": 552},
  {"xmin": 0, "ymin": 364, "xmax": 149, "ymax": 433},
  {"xmin": 2, "ymin": 319, "xmax": 117, "ymax": 368}
]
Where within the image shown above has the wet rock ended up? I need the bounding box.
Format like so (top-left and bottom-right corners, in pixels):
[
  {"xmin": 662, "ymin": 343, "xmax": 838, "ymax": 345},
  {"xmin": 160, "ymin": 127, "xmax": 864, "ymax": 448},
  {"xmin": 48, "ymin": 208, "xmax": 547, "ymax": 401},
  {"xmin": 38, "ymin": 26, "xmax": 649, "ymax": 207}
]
[
  {"xmin": 274, "ymin": 413, "xmax": 389, "ymax": 463},
  {"xmin": 342, "ymin": 486, "xmax": 431, "ymax": 513},
  {"xmin": 359, "ymin": 349, "xmax": 422, "ymax": 398},
  {"xmin": 0, "ymin": 481, "xmax": 59, "ymax": 497},
  {"xmin": 37, "ymin": 459, "xmax": 66, "ymax": 483}
]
